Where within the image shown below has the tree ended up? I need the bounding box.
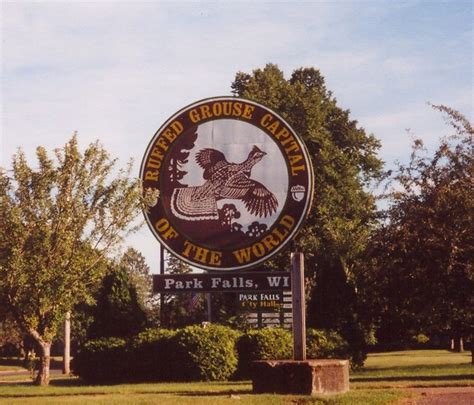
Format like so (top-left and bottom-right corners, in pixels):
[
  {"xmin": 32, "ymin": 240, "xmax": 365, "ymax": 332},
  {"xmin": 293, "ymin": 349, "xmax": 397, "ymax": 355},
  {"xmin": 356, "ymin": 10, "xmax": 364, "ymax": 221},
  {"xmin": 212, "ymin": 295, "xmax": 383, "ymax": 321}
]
[
  {"xmin": 87, "ymin": 262, "xmax": 147, "ymax": 339},
  {"xmin": 119, "ymin": 247, "xmax": 153, "ymax": 310},
  {"xmin": 232, "ymin": 64, "xmax": 383, "ymax": 365},
  {"xmin": 0, "ymin": 135, "xmax": 142, "ymax": 385},
  {"xmin": 360, "ymin": 105, "xmax": 473, "ymax": 352},
  {"xmin": 61, "ymin": 249, "xmax": 152, "ymax": 353},
  {"xmin": 0, "ymin": 311, "xmax": 23, "ymax": 356}
]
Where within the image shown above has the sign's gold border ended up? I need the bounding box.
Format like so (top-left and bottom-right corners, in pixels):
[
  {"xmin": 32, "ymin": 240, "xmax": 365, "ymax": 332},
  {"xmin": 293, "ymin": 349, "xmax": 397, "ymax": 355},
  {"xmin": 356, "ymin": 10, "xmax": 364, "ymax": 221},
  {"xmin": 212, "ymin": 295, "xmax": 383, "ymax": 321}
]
[{"xmin": 140, "ymin": 96, "xmax": 314, "ymax": 271}]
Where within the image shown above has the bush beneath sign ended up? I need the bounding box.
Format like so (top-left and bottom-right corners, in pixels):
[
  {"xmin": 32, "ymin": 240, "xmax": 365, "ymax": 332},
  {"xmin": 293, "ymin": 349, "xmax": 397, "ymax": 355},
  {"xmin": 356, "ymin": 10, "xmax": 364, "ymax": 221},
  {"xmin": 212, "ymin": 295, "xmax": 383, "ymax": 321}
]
[
  {"xmin": 306, "ymin": 329, "xmax": 350, "ymax": 359},
  {"xmin": 235, "ymin": 328, "xmax": 293, "ymax": 379},
  {"xmin": 72, "ymin": 337, "xmax": 129, "ymax": 384},
  {"xmin": 73, "ymin": 325, "xmax": 239, "ymax": 383},
  {"xmin": 173, "ymin": 324, "xmax": 240, "ymax": 381},
  {"xmin": 130, "ymin": 328, "xmax": 177, "ymax": 381},
  {"xmin": 73, "ymin": 325, "xmax": 351, "ymax": 383}
]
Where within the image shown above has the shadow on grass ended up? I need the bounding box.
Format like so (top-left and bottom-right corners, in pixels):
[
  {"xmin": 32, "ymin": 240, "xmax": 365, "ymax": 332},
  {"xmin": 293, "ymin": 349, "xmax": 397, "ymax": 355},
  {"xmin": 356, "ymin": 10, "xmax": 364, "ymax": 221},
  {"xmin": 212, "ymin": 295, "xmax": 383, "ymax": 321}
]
[
  {"xmin": 352, "ymin": 374, "xmax": 474, "ymax": 383},
  {"xmin": 140, "ymin": 389, "xmax": 251, "ymax": 397},
  {"xmin": 0, "ymin": 357, "xmax": 63, "ymax": 369},
  {"xmin": 0, "ymin": 390, "xmax": 252, "ymax": 400},
  {"xmin": 49, "ymin": 378, "xmax": 85, "ymax": 387},
  {"xmin": 57, "ymin": 378, "xmax": 254, "ymax": 396},
  {"xmin": 48, "ymin": 379, "xmax": 252, "ymax": 388},
  {"xmin": 0, "ymin": 378, "xmax": 252, "ymax": 400},
  {"xmin": 359, "ymin": 363, "xmax": 472, "ymax": 373},
  {"xmin": 0, "ymin": 381, "xmax": 32, "ymax": 387},
  {"xmin": 49, "ymin": 358, "xmax": 63, "ymax": 370},
  {"xmin": 0, "ymin": 358, "xmax": 25, "ymax": 368}
]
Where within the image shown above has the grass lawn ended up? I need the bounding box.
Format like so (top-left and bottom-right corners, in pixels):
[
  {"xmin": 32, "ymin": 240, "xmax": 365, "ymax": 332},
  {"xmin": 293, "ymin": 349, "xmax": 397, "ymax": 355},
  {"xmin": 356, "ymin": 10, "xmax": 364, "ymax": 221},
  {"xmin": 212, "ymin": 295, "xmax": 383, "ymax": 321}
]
[
  {"xmin": 0, "ymin": 379, "xmax": 406, "ymax": 405},
  {"xmin": 351, "ymin": 349, "xmax": 473, "ymax": 388},
  {"xmin": 0, "ymin": 357, "xmax": 26, "ymax": 372},
  {"xmin": 0, "ymin": 350, "xmax": 471, "ymax": 404}
]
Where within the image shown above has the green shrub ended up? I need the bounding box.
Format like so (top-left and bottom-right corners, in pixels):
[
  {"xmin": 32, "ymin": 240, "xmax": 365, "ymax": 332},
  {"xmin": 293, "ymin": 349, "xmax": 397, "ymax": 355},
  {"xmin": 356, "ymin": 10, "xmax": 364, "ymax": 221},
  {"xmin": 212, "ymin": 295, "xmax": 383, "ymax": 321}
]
[
  {"xmin": 171, "ymin": 324, "xmax": 240, "ymax": 381},
  {"xmin": 130, "ymin": 328, "xmax": 177, "ymax": 381},
  {"xmin": 132, "ymin": 328, "xmax": 176, "ymax": 347},
  {"xmin": 72, "ymin": 337, "xmax": 128, "ymax": 383},
  {"xmin": 72, "ymin": 325, "xmax": 239, "ymax": 383},
  {"xmin": 412, "ymin": 333, "xmax": 430, "ymax": 346},
  {"xmin": 306, "ymin": 329, "xmax": 350, "ymax": 359},
  {"xmin": 236, "ymin": 327, "xmax": 292, "ymax": 379},
  {"xmin": 365, "ymin": 328, "xmax": 378, "ymax": 347}
]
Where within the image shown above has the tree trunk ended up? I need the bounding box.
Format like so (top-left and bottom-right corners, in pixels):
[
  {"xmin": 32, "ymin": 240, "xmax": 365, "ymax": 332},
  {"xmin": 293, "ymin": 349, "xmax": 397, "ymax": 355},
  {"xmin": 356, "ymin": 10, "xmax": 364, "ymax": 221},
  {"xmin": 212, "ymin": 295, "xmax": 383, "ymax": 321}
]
[
  {"xmin": 453, "ymin": 336, "xmax": 465, "ymax": 352},
  {"xmin": 450, "ymin": 338, "xmax": 454, "ymax": 350},
  {"xmin": 35, "ymin": 341, "xmax": 51, "ymax": 386}
]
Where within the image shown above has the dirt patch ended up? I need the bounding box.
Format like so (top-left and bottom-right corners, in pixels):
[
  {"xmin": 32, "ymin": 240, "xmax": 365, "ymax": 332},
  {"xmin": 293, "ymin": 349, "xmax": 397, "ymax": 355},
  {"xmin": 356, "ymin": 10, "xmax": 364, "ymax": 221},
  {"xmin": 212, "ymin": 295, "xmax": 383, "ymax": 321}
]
[{"xmin": 397, "ymin": 387, "xmax": 474, "ymax": 404}]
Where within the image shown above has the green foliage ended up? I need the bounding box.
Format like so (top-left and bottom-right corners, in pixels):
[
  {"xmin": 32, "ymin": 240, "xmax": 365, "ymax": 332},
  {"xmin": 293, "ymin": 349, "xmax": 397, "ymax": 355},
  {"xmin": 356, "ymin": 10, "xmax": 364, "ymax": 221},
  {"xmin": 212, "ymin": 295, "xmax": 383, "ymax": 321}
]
[
  {"xmin": 68, "ymin": 248, "xmax": 153, "ymax": 353},
  {"xmin": 0, "ymin": 135, "xmax": 142, "ymax": 384},
  {"xmin": 412, "ymin": 334, "xmax": 430, "ymax": 346},
  {"xmin": 119, "ymin": 247, "xmax": 153, "ymax": 310},
  {"xmin": 236, "ymin": 327, "xmax": 292, "ymax": 379},
  {"xmin": 68, "ymin": 304, "xmax": 95, "ymax": 355},
  {"xmin": 130, "ymin": 328, "xmax": 177, "ymax": 382},
  {"xmin": 173, "ymin": 324, "xmax": 240, "ymax": 381},
  {"xmin": 0, "ymin": 313, "xmax": 22, "ymax": 354},
  {"xmin": 88, "ymin": 264, "xmax": 147, "ymax": 339},
  {"xmin": 73, "ymin": 325, "xmax": 240, "ymax": 383},
  {"xmin": 69, "ymin": 327, "xmax": 468, "ymax": 386},
  {"xmin": 232, "ymin": 64, "xmax": 382, "ymax": 268},
  {"xmin": 306, "ymin": 328, "xmax": 349, "ymax": 359},
  {"xmin": 72, "ymin": 330, "xmax": 179, "ymax": 384},
  {"xmin": 72, "ymin": 337, "xmax": 128, "ymax": 384},
  {"xmin": 231, "ymin": 64, "xmax": 383, "ymax": 365},
  {"xmin": 132, "ymin": 327, "xmax": 176, "ymax": 346},
  {"xmin": 360, "ymin": 105, "xmax": 473, "ymax": 348}
]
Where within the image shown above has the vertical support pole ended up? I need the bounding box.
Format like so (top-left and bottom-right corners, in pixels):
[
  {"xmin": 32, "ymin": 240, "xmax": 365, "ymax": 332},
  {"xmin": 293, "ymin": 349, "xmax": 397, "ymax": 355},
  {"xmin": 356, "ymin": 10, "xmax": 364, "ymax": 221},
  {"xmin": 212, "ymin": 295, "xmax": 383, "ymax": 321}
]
[
  {"xmin": 160, "ymin": 244, "xmax": 165, "ymax": 326},
  {"xmin": 207, "ymin": 293, "xmax": 212, "ymax": 323},
  {"xmin": 62, "ymin": 311, "xmax": 71, "ymax": 374},
  {"xmin": 279, "ymin": 294, "xmax": 284, "ymax": 328},
  {"xmin": 291, "ymin": 252, "xmax": 306, "ymax": 360}
]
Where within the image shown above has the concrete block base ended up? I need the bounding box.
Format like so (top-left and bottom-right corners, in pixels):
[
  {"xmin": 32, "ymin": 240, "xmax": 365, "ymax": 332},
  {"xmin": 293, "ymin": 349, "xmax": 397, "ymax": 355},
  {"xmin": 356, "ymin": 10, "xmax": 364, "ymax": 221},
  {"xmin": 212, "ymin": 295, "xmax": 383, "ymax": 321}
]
[{"xmin": 252, "ymin": 359, "xmax": 349, "ymax": 395}]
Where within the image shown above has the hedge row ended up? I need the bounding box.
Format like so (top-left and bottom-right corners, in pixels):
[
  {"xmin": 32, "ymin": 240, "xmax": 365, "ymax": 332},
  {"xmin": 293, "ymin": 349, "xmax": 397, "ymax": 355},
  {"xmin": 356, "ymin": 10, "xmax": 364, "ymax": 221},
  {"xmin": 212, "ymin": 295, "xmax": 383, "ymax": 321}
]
[{"xmin": 72, "ymin": 325, "xmax": 349, "ymax": 383}]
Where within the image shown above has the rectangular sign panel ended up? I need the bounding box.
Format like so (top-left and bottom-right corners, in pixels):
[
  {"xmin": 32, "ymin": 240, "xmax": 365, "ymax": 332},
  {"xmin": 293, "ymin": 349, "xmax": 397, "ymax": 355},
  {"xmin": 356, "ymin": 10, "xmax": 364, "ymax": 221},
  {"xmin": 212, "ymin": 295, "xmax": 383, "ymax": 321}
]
[
  {"xmin": 153, "ymin": 272, "xmax": 291, "ymax": 293},
  {"xmin": 238, "ymin": 290, "xmax": 292, "ymax": 329},
  {"xmin": 238, "ymin": 292, "xmax": 289, "ymax": 312}
]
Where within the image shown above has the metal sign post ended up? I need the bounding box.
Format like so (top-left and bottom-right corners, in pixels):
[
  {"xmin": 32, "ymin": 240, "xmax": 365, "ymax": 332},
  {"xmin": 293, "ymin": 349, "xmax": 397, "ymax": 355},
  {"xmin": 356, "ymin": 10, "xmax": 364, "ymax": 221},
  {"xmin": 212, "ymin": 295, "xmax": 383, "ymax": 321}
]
[
  {"xmin": 291, "ymin": 252, "xmax": 306, "ymax": 360},
  {"xmin": 159, "ymin": 244, "xmax": 166, "ymax": 326}
]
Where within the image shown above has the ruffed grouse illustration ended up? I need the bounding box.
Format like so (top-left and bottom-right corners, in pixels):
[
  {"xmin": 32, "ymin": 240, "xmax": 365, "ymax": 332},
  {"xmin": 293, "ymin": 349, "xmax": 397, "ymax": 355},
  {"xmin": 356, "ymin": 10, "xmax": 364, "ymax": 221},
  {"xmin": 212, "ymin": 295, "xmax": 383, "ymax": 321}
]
[{"xmin": 171, "ymin": 146, "xmax": 278, "ymax": 221}]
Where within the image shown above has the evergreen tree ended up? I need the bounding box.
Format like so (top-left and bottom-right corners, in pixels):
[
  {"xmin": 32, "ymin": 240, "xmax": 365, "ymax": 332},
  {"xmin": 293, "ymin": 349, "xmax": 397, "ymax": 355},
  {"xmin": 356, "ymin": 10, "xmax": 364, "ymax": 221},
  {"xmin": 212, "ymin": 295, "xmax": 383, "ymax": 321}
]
[
  {"xmin": 119, "ymin": 247, "xmax": 153, "ymax": 310},
  {"xmin": 88, "ymin": 263, "xmax": 147, "ymax": 339}
]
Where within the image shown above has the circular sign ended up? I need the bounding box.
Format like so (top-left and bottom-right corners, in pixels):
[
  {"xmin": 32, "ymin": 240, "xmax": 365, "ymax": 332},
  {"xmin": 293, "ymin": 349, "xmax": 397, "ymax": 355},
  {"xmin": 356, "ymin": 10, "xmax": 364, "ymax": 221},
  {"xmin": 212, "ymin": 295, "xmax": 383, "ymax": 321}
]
[{"xmin": 140, "ymin": 97, "xmax": 313, "ymax": 271}]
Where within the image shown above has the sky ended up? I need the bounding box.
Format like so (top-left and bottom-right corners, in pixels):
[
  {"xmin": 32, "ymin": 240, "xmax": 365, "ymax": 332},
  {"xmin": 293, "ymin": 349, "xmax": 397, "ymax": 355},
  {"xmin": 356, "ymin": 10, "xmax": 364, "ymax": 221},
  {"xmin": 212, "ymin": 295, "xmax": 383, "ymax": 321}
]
[{"xmin": 1, "ymin": 1, "xmax": 473, "ymax": 272}]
